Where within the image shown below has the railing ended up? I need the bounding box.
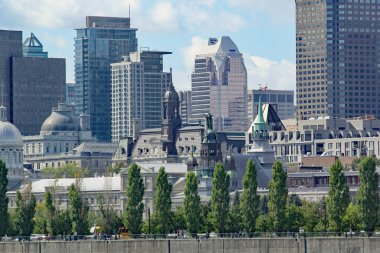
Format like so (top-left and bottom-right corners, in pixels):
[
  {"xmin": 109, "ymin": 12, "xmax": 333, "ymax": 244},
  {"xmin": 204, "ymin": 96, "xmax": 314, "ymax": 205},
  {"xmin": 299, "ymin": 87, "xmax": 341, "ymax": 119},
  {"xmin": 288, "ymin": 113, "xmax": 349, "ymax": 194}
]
[{"xmin": 1, "ymin": 231, "xmax": 380, "ymax": 242}]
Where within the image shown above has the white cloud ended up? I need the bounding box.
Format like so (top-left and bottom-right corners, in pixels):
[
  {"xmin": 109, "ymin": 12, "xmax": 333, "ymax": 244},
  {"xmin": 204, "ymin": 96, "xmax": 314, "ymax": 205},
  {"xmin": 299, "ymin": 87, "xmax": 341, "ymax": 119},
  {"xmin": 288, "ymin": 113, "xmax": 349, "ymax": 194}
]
[
  {"xmin": 228, "ymin": 0, "xmax": 294, "ymax": 24},
  {"xmin": 1, "ymin": 0, "xmax": 244, "ymax": 33},
  {"xmin": 183, "ymin": 36, "xmax": 208, "ymax": 69},
  {"xmin": 192, "ymin": 0, "xmax": 214, "ymax": 7},
  {"xmin": 41, "ymin": 34, "xmax": 70, "ymax": 48},
  {"xmin": 246, "ymin": 55, "xmax": 295, "ymax": 91},
  {"xmin": 172, "ymin": 70, "xmax": 192, "ymax": 91},
  {"xmin": 148, "ymin": 1, "xmax": 179, "ymax": 32},
  {"xmin": 2, "ymin": 0, "xmax": 140, "ymax": 28}
]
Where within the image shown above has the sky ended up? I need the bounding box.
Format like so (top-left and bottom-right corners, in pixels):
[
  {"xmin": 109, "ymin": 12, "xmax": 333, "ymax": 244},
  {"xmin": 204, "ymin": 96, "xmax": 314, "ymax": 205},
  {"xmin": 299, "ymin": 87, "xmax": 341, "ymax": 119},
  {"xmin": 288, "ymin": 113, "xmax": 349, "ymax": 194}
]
[{"xmin": 0, "ymin": 0, "xmax": 296, "ymax": 92}]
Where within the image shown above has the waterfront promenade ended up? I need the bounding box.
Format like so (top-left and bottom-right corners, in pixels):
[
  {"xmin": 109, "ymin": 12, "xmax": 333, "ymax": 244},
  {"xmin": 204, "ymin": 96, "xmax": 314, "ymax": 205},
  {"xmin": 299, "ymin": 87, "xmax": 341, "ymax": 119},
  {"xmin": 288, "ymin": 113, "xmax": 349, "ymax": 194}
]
[{"xmin": 1, "ymin": 237, "xmax": 380, "ymax": 253}]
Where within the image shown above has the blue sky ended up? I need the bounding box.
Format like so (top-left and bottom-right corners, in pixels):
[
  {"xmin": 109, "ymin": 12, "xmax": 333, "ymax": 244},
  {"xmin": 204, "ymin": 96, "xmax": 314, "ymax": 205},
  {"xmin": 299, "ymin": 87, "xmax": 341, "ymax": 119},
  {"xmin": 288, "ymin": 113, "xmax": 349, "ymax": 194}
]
[{"xmin": 0, "ymin": 0, "xmax": 296, "ymax": 91}]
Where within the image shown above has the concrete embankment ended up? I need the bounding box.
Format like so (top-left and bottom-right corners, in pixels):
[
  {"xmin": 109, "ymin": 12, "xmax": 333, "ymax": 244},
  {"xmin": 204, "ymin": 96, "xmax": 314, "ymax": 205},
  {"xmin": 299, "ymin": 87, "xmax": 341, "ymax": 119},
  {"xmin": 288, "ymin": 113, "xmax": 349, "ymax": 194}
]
[{"xmin": 1, "ymin": 237, "xmax": 379, "ymax": 253}]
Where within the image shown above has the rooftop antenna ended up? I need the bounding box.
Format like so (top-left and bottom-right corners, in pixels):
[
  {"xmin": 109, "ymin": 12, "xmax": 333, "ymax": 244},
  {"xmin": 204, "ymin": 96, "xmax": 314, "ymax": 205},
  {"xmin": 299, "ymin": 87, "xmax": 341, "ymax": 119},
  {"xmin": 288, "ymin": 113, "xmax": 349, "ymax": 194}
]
[{"xmin": 129, "ymin": 3, "xmax": 131, "ymax": 19}]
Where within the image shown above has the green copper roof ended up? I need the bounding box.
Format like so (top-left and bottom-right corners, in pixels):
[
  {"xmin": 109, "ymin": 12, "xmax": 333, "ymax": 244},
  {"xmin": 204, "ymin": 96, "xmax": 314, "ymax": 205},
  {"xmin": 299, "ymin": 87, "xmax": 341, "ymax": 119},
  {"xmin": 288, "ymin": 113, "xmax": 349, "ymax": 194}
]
[{"xmin": 253, "ymin": 94, "xmax": 268, "ymax": 132}]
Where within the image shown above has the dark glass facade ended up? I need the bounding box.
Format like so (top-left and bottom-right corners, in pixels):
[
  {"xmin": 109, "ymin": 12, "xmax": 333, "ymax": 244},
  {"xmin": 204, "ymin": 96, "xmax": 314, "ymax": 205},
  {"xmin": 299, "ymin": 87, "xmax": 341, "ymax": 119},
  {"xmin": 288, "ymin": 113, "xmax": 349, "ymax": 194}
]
[
  {"xmin": 75, "ymin": 16, "xmax": 138, "ymax": 141},
  {"xmin": 296, "ymin": 0, "xmax": 380, "ymax": 120}
]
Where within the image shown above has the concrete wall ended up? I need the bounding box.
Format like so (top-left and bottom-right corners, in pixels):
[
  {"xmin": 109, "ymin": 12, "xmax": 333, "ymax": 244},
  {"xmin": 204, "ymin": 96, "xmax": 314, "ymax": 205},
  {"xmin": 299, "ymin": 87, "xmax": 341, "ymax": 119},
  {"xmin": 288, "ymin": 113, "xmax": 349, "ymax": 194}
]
[{"xmin": 1, "ymin": 237, "xmax": 380, "ymax": 253}]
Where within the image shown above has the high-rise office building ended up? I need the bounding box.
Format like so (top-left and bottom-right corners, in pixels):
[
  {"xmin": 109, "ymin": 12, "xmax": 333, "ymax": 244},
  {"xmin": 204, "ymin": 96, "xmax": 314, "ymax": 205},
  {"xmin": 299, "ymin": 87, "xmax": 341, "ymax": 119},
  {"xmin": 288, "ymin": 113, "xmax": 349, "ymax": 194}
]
[
  {"xmin": 191, "ymin": 36, "xmax": 248, "ymax": 132},
  {"xmin": 75, "ymin": 16, "xmax": 138, "ymax": 141},
  {"xmin": 179, "ymin": 90, "xmax": 192, "ymax": 126},
  {"xmin": 296, "ymin": 0, "xmax": 380, "ymax": 120},
  {"xmin": 0, "ymin": 30, "xmax": 23, "ymax": 121},
  {"xmin": 111, "ymin": 50, "xmax": 171, "ymax": 143},
  {"xmin": 0, "ymin": 30, "xmax": 65, "ymax": 135},
  {"xmin": 247, "ymin": 89, "xmax": 295, "ymax": 121}
]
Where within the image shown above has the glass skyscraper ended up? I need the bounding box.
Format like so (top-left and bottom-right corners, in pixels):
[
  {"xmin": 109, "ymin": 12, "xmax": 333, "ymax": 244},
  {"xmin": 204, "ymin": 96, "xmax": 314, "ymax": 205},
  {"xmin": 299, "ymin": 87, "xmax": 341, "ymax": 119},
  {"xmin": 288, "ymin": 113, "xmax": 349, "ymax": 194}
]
[
  {"xmin": 296, "ymin": 0, "xmax": 380, "ymax": 120},
  {"xmin": 191, "ymin": 36, "xmax": 248, "ymax": 132},
  {"xmin": 75, "ymin": 16, "xmax": 138, "ymax": 141}
]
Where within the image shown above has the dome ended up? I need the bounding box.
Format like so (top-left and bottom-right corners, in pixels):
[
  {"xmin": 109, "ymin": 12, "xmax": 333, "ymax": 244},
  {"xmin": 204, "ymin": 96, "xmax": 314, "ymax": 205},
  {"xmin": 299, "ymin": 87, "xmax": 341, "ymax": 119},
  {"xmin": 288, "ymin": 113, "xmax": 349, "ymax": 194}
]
[
  {"xmin": 41, "ymin": 104, "xmax": 80, "ymax": 133},
  {"xmin": 0, "ymin": 121, "xmax": 23, "ymax": 148}
]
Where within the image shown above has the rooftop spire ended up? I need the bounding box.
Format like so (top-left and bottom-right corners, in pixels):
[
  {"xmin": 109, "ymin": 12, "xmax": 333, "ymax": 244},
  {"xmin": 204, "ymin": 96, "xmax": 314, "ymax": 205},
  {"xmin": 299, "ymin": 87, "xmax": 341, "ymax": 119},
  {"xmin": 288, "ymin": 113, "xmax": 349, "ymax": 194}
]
[
  {"xmin": 169, "ymin": 67, "xmax": 174, "ymax": 89},
  {"xmin": 253, "ymin": 92, "xmax": 268, "ymax": 135}
]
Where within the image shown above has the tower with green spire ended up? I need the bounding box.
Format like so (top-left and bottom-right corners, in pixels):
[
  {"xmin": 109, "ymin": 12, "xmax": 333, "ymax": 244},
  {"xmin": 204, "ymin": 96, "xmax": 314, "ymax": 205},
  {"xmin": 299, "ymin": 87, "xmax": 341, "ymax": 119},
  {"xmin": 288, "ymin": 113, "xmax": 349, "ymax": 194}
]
[
  {"xmin": 246, "ymin": 93, "xmax": 274, "ymax": 165},
  {"xmin": 252, "ymin": 95, "xmax": 269, "ymax": 140}
]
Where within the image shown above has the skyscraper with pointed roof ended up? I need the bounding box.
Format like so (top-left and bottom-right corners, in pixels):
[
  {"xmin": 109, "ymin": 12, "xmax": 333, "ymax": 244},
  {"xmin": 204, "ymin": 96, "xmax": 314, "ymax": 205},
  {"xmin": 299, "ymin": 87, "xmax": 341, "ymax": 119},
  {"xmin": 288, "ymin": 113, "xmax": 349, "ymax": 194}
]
[
  {"xmin": 0, "ymin": 30, "xmax": 65, "ymax": 135},
  {"xmin": 23, "ymin": 33, "xmax": 48, "ymax": 58},
  {"xmin": 190, "ymin": 36, "xmax": 248, "ymax": 132}
]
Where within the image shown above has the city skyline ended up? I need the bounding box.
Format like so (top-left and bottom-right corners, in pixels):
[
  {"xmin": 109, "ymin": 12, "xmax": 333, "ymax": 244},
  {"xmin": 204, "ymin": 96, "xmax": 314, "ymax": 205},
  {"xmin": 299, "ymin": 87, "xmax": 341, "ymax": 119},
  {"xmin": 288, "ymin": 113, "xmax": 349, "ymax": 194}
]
[{"xmin": 0, "ymin": 0, "xmax": 296, "ymax": 92}]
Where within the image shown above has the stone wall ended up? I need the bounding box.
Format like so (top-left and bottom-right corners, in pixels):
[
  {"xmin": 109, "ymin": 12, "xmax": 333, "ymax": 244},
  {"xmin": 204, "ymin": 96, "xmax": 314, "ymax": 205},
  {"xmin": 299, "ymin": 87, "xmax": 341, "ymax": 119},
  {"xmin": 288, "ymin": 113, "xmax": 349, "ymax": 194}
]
[{"xmin": 1, "ymin": 237, "xmax": 380, "ymax": 253}]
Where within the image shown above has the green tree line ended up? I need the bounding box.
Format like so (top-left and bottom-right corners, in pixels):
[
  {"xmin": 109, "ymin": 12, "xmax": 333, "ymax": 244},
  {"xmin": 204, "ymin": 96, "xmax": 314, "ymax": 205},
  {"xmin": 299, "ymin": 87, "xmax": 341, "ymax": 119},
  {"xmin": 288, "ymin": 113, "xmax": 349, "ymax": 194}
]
[{"xmin": 0, "ymin": 157, "xmax": 379, "ymax": 237}]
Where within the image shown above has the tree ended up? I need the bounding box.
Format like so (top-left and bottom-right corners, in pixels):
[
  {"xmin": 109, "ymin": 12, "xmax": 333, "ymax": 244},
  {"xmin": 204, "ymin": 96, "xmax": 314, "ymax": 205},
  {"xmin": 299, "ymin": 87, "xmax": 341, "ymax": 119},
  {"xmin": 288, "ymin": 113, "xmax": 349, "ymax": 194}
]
[
  {"xmin": 52, "ymin": 210, "xmax": 71, "ymax": 235},
  {"xmin": 268, "ymin": 160, "xmax": 287, "ymax": 232},
  {"xmin": 44, "ymin": 191, "xmax": 56, "ymax": 235},
  {"xmin": 240, "ymin": 159, "xmax": 259, "ymax": 233},
  {"xmin": 154, "ymin": 167, "xmax": 172, "ymax": 235},
  {"xmin": 285, "ymin": 203, "xmax": 304, "ymax": 232},
  {"xmin": 184, "ymin": 171, "xmax": 201, "ymax": 235},
  {"xmin": 7, "ymin": 210, "xmax": 18, "ymax": 236},
  {"xmin": 123, "ymin": 163, "xmax": 144, "ymax": 235},
  {"xmin": 99, "ymin": 194, "xmax": 122, "ymax": 234},
  {"xmin": 260, "ymin": 195, "xmax": 269, "ymax": 215},
  {"xmin": 315, "ymin": 197, "xmax": 328, "ymax": 232},
  {"xmin": 33, "ymin": 203, "xmax": 48, "ymax": 234},
  {"xmin": 288, "ymin": 194, "xmax": 303, "ymax": 207},
  {"xmin": 68, "ymin": 184, "xmax": 89, "ymax": 235},
  {"xmin": 42, "ymin": 163, "xmax": 88, "ymax": 179},
  {"xmin": 106, "ymin": 162, "xmax": 125, "ymax": 176},
  {"xmin": 356, "ymin": 156, "xmax": 379, "ymax": 232},
  {"xmin": 15, "ymin": 185, "xmax": 36, "ymax": 236},
  {"xmin": 172, "ymin": 206, "xmax": 186, "ymax": 231},
  {"xmin": 302, "ymin": 201, "xmax": 320, "ymax": 232},
  {"xmin": 0, "ymin": 160, "xmax": 9, "ymax": 236},
  {"xmin": 227, "ymin": 191, "xmax": 242, "ymax": 233},
  {"xmin": 327, "ymin": 158, "xmax": 349, "ymax": 232},
  {"xmin": 200, "ymin": 202, "xmax": 213, "ymax": 233},
  {"xmin": 256, "ymin": 215, "xmax": 271, "ymax": 232},
  {"xmin": 211, "ymin": 162, "xmax": 230, "ymax": 234},
  {"xmin": 342, "ymin": 203, "xmax": 360, "ymax": 232}
]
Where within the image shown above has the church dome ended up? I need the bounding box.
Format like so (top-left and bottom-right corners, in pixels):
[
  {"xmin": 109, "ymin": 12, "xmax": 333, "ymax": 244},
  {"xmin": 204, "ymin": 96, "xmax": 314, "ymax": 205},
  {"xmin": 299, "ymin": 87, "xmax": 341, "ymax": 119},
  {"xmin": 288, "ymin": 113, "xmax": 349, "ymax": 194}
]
[
  {"xmin": 41, "ymin": 104, "xmax": 80, "ymax": 133},
  {"xmin": 0, "ymin": 105, "xmax": 22, "ymax": 148},
  {"xmin": 0, "ymin": 121, "xmax": 23, "ymax": 148}
]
